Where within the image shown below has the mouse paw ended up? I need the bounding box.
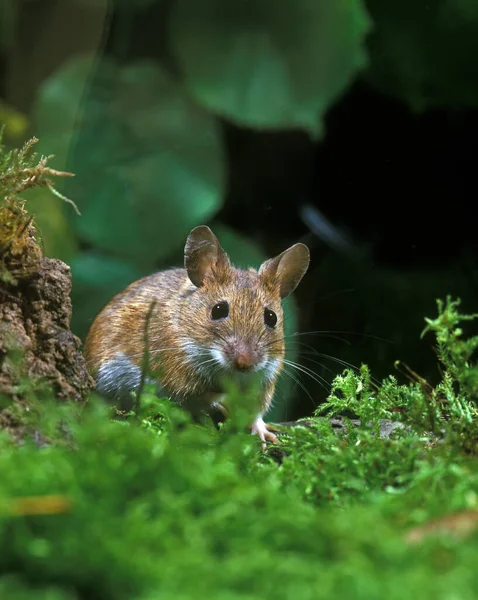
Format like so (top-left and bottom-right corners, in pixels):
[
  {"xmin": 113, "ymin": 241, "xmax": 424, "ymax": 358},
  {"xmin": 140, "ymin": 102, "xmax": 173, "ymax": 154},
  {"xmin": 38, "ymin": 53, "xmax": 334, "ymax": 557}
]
[
  {"xmin": 251, "ymin": 417, "xmax": 279, "ymax": 450},
  {"xmin": 210, "ymin": 400, "xmax": 229, "ymax": 419}
]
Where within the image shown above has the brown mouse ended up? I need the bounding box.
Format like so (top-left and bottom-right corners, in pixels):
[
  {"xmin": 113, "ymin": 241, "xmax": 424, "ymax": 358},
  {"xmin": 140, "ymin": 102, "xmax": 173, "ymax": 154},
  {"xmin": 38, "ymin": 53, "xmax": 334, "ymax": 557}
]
[{"xmin": 84, "ymin": 225, "xmax": 309, "ymax": 447}]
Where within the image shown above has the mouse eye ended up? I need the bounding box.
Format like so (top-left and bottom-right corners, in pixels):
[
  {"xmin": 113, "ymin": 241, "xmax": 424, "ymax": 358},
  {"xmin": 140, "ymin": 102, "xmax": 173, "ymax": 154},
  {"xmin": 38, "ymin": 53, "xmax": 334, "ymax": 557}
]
[
  {"xmin": 211, "ymin": 301, "xmax": 229, "ymax": 320},
  {"xmin": 264, "ymin": 309, "xmax": 277, "ymax": 328}
]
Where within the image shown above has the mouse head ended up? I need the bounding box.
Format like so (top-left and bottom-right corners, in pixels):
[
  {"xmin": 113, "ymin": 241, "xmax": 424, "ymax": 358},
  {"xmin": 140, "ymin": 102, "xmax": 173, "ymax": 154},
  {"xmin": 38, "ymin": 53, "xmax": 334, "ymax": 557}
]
[{"xmin": 180, "ymin": 226, "xmax": 309, "ymax": 385}]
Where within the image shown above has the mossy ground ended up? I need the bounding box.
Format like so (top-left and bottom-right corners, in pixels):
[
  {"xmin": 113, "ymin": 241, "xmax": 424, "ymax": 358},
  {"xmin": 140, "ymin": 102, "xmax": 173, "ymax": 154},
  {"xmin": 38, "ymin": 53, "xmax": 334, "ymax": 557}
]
[{"xmin": 0, "ymin": 299, "xmax": 477, "ymax": 600}]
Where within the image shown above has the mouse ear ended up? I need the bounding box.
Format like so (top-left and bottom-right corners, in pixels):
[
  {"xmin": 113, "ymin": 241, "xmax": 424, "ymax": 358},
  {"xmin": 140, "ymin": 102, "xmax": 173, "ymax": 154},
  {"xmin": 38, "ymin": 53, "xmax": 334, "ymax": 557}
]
[
  {"xmin": 184, "ymin": 226, "xmax": 230, "ymax": 287},
  {"xmin": 259, "ymin": 243, "xmax": 310, "ymax": 298}
]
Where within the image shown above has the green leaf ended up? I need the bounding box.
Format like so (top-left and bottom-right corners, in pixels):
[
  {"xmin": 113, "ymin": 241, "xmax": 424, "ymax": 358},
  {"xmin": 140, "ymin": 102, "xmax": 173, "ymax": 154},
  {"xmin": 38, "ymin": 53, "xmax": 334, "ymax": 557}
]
[
  {"xmin": 33, "ymin": 55, "xmax": 225, "ymax": 264},
  {"xmin": 169, "ymin": 0, "xmax": 370, "ymax": 135}
]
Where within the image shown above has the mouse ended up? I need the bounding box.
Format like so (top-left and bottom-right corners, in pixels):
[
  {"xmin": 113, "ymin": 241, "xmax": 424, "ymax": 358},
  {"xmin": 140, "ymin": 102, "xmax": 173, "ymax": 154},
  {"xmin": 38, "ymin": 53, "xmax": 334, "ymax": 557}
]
[{"xmin": 84, "ymin": 225, "xmax": 310, "ymax": 447}]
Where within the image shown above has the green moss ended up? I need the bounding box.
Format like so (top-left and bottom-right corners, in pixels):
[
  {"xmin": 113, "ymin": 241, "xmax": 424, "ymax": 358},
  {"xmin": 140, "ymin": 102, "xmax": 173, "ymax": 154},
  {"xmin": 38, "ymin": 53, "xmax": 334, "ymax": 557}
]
[
  {"xmin": 0, "ymin": 133, "xmax": 76, "ymax": 284},
  {"xmin": 0, "ymin": 298, "xmax": 477, "ymax": 599}
]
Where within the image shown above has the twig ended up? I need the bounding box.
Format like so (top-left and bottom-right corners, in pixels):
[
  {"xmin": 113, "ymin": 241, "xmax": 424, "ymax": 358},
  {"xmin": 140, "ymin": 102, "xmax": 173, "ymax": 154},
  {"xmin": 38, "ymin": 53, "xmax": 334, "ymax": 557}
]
[{"xmin": 47, "ymin": 182, "xmax": 81, "ymax": 216}]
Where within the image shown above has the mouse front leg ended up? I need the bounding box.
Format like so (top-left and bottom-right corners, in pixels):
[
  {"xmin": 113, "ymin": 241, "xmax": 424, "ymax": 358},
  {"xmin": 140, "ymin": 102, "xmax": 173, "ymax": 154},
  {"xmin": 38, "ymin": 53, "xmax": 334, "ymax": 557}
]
[
  {"xmin": 250, "ymin": 381, "xmax": 279, "ymax": 450},
  {"xmin": 209, "ymin": 393, "xmax": 229, "ymax": 419},
  {"xmin": 207, "ymin": 390, "xmax": 279, "ymax": 450},
  {"xmin": 250, "ymin": 416, "xmax": 279, "ymax": 447}
]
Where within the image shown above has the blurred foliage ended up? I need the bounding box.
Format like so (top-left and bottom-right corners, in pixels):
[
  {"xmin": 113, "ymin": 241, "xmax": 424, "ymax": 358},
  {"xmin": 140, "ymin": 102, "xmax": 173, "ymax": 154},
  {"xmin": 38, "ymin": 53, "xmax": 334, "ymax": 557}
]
[
  {"xmin": 169, "ymin": 0, "xmax": 371, "ymax": 135},
  {"xmin": 0, "ymin": 0, "xmax": 17, "ymax": 50},
  {"xmin": 0, "ymin": 102, "xmax": 29, "ymax": 142},
  {"xmin": 30, "ymin": 0, "xmax": 373, "ymax": 285},
  {"xmin": 34, "ymin": 55, "xmax": 225, "ymax": 266},
  {"xmin": 0, "ymin": 299, "xmax": 477, "ymax": 598},
  {"xmin": 69, "ymin": 251, "xmax": 142, "ymax": 336},
  {"xmin": 365, "ymin": 0, "xmax": 478, "ymax": 110}
]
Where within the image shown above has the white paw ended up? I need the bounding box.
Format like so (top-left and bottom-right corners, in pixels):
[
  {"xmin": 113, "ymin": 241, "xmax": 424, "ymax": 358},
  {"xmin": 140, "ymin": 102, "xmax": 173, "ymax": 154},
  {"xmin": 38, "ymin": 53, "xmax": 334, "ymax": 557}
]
[{"xmin": 251, "ymin": 417, "xmax": 279, "ymax": 450}]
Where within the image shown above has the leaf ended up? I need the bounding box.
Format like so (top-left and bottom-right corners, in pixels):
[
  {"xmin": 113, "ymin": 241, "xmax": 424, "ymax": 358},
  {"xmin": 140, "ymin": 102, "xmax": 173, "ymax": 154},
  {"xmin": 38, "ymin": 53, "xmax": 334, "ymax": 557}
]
[
  {"xmin": 169, "ymin": 0, "xmax": 370, "ymax": 136},
  {"xmin": 33, "ymin": 55, "xmax": 102, "ymax": 171},
  {"xmin": 33, "ymin": 55, "xmax": 225, "ymax": 264}
]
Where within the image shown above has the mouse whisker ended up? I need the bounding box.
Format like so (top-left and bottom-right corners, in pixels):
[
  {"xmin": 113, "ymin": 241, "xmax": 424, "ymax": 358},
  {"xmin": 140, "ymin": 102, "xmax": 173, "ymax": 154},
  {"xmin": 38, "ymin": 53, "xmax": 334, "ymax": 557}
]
[
  {"xmin": 282, "ymin": 358, "xmax": 331, "ymax": 394},
  {"xmin": 298, "ymin": 354, "xmax": 336, "ymax": 377},
  {"xmin": 298, "ymin": 351, "xmax": 382, "ymax": 387},
  {"xmin": 260, "ymin": 338, "xmax": 286, "ymax": 353},
  {"xmin": 287, "ymin": 330, "xmax": 393, "ymax": 345},
  {"xmin": 279, "ymin": 365, "xmax": 316, "ymax": 407},
  {"xmin": 283, "ymin": 333, "xmax": 352, "ymax": 346}
]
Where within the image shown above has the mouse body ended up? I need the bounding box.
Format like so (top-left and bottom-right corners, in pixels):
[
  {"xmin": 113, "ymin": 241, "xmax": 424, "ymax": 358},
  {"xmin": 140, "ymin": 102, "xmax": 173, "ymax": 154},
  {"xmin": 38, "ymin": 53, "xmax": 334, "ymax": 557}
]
[{"xmin": 84, "ymin": 226, "xmax": 309, "ymax": 445}]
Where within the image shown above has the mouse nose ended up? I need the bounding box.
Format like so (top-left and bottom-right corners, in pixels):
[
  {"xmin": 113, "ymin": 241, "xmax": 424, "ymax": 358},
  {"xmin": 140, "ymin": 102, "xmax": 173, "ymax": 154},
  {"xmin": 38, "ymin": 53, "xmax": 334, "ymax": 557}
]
[{"xmin": 231, "ymin": 340, "xmax": 256, "ymax": 371}]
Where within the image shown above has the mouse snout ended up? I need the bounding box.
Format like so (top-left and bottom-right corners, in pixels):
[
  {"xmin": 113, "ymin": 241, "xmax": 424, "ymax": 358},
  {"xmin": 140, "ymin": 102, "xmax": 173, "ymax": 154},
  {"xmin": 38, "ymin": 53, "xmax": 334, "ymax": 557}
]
[{"xmin": 226, "ymin": 339, "xmax": 258, "ymax": 372}]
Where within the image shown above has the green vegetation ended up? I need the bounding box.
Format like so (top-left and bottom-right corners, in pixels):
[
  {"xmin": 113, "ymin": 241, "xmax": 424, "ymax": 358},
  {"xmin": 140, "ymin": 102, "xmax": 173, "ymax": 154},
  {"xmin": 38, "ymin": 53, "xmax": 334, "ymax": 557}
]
[
  {"xmin": 0, "ymin": 297, "xmax": 476, "ymax": 600},
  {"xmin": 0, "ymin": 134, "xmax": 75, "ymax": 284}
]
